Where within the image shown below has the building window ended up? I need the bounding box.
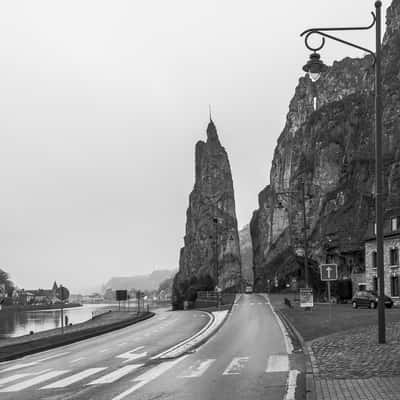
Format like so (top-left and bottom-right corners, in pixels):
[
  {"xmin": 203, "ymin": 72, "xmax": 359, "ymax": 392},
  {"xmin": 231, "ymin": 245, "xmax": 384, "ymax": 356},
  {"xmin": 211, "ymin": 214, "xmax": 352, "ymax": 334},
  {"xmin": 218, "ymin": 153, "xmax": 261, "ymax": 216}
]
[
  {"xmin": 372, "ymin": 251, "xmax": 377, "ymax": 268},
  {"xmin": 373, "ymin": 276, "xmax": 378, "ymax": 292},
  {"xmin": 391, "ymin": 276, "xmax": 400, "ymax": 297},
  {"xmin": 390, "ymin": 248, "xmax": 399, "ymax": 266},
  {"xmin": 392, "ymin": 217, "xmax": 398, "ymax": 232}
]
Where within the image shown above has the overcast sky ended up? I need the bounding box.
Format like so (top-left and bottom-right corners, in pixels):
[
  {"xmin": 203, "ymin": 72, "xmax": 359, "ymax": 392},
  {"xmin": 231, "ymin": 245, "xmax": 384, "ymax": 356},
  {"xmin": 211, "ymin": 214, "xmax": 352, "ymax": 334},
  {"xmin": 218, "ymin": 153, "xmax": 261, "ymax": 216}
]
[{"xmin": 0, "ymin": 1, "xmax": 389, "ymax": 292}]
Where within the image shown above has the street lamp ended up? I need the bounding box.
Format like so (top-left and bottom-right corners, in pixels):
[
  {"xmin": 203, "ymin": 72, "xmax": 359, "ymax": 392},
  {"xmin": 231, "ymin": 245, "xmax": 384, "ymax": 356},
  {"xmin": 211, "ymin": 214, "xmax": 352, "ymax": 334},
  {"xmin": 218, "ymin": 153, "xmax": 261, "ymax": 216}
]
[
  {"xmin": 275, "ymin": 180, "xmax": 309, "ymax": 289},
  {"xmin": 300, "ymin": 1, "xmax": 385, "ymax": 343}
]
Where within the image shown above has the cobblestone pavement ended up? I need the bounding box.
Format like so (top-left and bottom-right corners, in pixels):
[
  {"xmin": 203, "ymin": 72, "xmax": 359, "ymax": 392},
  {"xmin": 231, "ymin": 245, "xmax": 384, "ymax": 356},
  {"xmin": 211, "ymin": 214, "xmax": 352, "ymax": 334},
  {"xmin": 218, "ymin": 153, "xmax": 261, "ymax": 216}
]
[{"xmin": 309, "ymin": 321, "xmax": 400, "ymax": 399}]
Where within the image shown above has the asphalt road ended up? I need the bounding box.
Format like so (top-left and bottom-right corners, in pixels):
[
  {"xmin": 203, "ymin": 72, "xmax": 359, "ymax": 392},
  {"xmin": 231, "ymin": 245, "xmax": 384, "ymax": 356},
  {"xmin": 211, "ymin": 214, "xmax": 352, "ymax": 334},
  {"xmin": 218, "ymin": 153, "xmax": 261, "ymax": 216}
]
[
  {"xmin": 0, "ymin": 306, "xmax": 210, "ymax": 400},
  {"xmin": 0, "ymin": 294, "xmax": 302, "ymax": 400}
]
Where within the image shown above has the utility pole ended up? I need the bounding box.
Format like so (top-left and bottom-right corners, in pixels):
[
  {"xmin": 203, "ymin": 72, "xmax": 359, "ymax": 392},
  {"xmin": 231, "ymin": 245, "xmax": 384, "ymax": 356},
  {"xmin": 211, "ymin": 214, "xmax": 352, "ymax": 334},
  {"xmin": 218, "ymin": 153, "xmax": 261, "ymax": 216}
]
[{"xmin": 301, "ymin": 181, "xmax": 310, "ymax": 288}]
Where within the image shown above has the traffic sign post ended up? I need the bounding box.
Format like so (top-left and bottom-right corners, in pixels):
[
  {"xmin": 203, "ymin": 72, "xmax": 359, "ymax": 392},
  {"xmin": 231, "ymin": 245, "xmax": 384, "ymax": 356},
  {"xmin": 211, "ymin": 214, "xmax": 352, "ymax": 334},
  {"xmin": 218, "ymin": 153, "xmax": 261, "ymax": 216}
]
[
  {"xmin": 299, "ymin": 288, "xmax": 314, "ymax": 308},
  {"xmin": 320, "ymin": 264, "xmax": 338, "ymax": 321}
]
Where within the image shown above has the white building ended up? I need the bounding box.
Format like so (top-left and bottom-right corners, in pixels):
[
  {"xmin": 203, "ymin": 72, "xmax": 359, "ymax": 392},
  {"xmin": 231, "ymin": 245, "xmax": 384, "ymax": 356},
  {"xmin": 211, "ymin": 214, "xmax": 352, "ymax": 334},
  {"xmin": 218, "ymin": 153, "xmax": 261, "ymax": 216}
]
[{"xmin": 365, "ymin": 211, "xmax": 400, "ymax": 301}]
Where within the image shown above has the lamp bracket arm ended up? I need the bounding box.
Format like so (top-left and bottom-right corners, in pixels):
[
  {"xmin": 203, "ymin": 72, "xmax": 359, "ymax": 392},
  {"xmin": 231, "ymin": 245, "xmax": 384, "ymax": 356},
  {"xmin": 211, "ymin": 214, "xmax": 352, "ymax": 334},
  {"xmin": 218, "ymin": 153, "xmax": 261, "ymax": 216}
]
[{"xmin": 300, "ymin": 12, "xmax": 376, "ymax": 62}]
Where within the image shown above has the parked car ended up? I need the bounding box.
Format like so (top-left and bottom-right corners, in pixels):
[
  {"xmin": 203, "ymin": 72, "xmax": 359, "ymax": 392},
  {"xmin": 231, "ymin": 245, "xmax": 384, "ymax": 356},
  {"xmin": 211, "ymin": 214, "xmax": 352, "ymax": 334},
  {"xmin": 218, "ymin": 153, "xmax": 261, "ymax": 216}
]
[{"xmin": 351, "ymin": 290, "xmax": 393, "ymax": 309}]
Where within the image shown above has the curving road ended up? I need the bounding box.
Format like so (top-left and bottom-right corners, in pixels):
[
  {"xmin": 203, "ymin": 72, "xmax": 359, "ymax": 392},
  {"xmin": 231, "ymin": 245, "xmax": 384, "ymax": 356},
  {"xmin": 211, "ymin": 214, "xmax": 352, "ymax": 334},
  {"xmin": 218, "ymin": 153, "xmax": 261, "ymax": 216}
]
[{"xmin": 0, "ymin": 294, "xmax": 303, "ymax": 400}]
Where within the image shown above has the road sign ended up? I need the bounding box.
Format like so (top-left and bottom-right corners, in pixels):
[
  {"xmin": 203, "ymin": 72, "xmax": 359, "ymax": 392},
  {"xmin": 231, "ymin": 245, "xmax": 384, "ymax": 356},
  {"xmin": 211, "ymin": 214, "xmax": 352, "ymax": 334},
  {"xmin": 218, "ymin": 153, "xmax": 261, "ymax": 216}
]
[
  {"xmin": 56, "ymin": 285, "xmax": 70, "ymax": 301},
  {"xmin": 320, "ymin": 264, "xmax": 338, "ymax": 281},
  {"xmin": 116, "ymin": 290, "xmax": 128, "ymax": 301},
  {"xmin": 299, "ymin": 288, "xmax": 314, "ymax": 308}
]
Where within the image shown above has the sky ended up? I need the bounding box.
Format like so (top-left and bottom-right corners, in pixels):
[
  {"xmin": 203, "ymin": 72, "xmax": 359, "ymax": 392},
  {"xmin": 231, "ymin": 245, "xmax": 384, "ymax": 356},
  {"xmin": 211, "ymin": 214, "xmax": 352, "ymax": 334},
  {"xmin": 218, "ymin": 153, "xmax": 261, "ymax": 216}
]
[{"xmin": 0, "ymin": 0, "xmax": 389, "ymax": 292}]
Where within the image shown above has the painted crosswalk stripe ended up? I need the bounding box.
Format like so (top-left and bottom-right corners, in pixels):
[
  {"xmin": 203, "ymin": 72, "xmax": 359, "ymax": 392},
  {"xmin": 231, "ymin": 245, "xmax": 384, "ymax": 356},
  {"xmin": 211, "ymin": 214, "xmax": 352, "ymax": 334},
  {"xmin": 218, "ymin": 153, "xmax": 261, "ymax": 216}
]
[
  {"xmin": 0, "ymin": 373, "xmax": 33, "ymax": 386},
  {"xmin": 266, "ymin": 355, "xmax": 289, "ymax": 372},
  {"xmin": 0, "ymin": 370, "xmax": 69, "ymax": 392},
  {"xmin": 222, "ymin": 357, "xmax": 249, "ymax": 375},
  {"xmin": 70, "ymin": 357, "xmax": 85, "ymax": 364},
  {"xmin": 0, "ymin": 362, "xmax": 38, "ymax": 373},
  {"xmin": 41, "ymin": 368, "xmax": 107, "ymax": 389},
  {"xmin": 36, "ymin": 352, "xmax": 70, "ymax": 362},
  {"xmin": 111, "ymin": 356, "xmax": 188, "ymax": 400},
  {"xmin": 179, "ymin": 359, "xmax": 215, "ymax": 378},
  {"xmin": 88, "ymin": 364, "xmax": 143, "ymax": 385}
]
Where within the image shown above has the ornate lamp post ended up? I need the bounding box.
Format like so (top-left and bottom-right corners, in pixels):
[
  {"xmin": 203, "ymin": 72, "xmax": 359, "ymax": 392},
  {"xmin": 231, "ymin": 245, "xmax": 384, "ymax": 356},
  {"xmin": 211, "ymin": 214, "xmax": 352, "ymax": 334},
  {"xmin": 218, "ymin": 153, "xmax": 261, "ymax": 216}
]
[{"xmin": 300, "ymin": 1, "xmax": 385, "ymax": 343}]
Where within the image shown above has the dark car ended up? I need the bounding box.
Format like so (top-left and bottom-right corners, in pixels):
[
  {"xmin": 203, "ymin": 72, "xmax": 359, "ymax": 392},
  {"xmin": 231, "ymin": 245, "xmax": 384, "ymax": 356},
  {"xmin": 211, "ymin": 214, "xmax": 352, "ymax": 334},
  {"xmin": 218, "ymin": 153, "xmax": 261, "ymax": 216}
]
[{"xmin": 352, "ymin": 290, "xmax": 393, "ymax": 309}]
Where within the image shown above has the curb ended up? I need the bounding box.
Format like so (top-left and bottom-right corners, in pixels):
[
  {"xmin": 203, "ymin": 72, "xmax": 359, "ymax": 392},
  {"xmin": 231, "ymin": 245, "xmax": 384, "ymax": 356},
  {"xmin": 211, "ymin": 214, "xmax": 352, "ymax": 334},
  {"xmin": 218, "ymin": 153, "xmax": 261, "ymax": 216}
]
[
  {"xmin": 277, "ymin": 311, "xmax": 316, "ymax": 400},
  {"xmin": 152, "ymin": 294, "xmax": 237, "ymax": 360},
  {"xmin": 0, "ymin": 312, "xmax": 155, "ymax": 362}
]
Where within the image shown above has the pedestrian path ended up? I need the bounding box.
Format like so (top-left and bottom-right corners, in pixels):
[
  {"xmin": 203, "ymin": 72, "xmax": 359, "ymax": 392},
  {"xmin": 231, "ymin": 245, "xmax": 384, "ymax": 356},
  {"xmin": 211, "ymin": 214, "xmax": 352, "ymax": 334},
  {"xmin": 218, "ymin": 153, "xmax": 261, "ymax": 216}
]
[{"xmin": 0, "ymin": 354, "xmax": 295, "ymax": 394}]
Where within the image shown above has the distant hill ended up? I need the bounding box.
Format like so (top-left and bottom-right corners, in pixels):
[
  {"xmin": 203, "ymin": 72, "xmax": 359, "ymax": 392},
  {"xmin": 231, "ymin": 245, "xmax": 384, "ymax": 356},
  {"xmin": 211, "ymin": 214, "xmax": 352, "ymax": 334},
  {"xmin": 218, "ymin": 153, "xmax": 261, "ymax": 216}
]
[
  {"xmin": 239, "ymin": 224, "xmax": 253, "ymax": 285},
  {"xmin": 102, "ymin": 269, "xmax": 176, "ymax": 292}
]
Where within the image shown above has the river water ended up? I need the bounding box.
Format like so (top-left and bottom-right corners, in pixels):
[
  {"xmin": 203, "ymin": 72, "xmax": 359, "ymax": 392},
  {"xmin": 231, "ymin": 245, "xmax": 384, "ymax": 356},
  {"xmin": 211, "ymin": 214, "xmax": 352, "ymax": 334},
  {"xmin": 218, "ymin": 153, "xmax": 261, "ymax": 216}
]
[{"xmin": 0, "ymin": 304, "xmax": 116, "ymax": 339}]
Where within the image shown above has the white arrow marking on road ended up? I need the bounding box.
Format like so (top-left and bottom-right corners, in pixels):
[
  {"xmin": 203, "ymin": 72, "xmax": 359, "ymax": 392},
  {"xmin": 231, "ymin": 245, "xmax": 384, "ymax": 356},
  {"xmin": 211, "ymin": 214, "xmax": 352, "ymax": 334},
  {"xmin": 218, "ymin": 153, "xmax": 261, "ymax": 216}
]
[
  {"xmin": 179, "ymin": 359, "xmax": 215, "ymax": 378},
  {"xmin": 116, "ymin": 346, "xmax": 147, "ymax": 363},
  {"xmin": 222, "ymin": 357, "xmax": 249, "ymax": 375},
  {"xmin": 111, "ymin": 356, "xmax": 188, "ymax": 400}
]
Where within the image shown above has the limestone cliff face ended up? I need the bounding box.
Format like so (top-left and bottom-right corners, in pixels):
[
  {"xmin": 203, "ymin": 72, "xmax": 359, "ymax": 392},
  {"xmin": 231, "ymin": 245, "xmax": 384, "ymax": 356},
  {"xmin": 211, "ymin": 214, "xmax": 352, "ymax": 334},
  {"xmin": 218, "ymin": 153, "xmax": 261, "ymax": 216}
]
[
  {"xmin": 251, "ymin": 0, "xmax": 400, "ymax": 292},
  {"xmin": 238, "ymin": 224, "xmax": 253, "ymax": 285},
  {"xmin": 173, "ymin": 120, "xmax": 241, "ymax": 307}
]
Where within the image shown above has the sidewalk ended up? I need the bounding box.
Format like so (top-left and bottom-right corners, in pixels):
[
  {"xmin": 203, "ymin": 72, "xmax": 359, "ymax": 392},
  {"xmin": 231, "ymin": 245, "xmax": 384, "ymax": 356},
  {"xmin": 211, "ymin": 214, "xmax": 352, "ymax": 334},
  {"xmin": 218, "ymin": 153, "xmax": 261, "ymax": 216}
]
[
  {"xmin": 269, "ymin": 293, "xmax": 400, "ymax": 400},
  {"xmin": 309, "ymin": 322, "xmax": 400, "ymax": 399}
]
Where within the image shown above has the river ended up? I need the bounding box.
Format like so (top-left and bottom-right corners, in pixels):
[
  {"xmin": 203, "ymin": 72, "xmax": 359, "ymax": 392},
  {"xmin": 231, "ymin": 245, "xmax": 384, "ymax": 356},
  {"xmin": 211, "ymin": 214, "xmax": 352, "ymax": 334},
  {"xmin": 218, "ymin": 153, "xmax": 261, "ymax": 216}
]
[{"xmin": 0, "ymin": 303, "xmax": 117, "ymax": 339}]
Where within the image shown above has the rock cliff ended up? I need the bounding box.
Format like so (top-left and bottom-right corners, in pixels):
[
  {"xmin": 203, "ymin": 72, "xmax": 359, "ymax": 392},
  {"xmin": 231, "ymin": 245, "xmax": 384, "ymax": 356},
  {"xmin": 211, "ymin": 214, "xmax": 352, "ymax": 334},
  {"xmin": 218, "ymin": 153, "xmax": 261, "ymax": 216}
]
[
  {"xmin": 173, "ymin": 120, "xmax": 241, "ymax": 307},
  {"xmin": 251, "ymin": 0, "xmax": 400, "ymax": 292},
  {"xmin": 239, "ymin": 224, "xmax": 253, "ymax": 285}
]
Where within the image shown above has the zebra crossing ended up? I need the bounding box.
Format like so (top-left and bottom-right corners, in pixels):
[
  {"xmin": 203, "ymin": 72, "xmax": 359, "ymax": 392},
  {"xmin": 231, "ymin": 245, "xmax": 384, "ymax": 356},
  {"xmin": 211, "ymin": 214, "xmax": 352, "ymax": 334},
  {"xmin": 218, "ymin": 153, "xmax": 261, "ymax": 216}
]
[{"xmin": 0, "ymin": 354, "xmax": 291, "ymax": 393}]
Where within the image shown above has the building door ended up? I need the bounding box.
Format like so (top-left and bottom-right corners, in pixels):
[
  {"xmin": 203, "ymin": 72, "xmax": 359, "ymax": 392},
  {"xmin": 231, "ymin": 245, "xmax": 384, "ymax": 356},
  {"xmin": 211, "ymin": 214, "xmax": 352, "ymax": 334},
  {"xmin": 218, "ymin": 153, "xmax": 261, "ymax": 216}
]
[
  {"xmin": 373, "ymin": 276, "xmax": 378, "ymax": 292},
  {"xmin": 391, "ymin": 275, "xmax": 399, "ymax": 297}
]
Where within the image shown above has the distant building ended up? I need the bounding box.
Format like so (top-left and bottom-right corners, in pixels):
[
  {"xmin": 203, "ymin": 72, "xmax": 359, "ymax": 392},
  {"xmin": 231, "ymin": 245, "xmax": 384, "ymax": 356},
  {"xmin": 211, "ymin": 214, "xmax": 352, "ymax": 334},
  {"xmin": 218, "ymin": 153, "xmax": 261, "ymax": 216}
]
[{"xmin": 365, "ymin": 209, "xmax": 400, "ymax": 301}]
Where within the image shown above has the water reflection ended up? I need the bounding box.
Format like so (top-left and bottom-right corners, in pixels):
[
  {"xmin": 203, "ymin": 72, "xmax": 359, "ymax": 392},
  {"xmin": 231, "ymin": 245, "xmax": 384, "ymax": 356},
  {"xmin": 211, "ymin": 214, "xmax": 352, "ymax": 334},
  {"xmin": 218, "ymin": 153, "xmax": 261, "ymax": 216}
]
[{"xmin": 0, "ymin": 304, "xmax": 115, "ymax": 339}]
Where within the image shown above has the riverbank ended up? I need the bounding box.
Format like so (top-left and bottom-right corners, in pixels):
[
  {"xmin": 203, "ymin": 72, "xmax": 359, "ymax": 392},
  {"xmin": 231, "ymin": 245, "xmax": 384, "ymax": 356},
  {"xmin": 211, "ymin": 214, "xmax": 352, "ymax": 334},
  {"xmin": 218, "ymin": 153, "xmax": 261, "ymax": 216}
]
[
  {"xmin": 0, "ymin": 302, "xmax": 82, "ymax": 312},
  {"xmin": 0, "ymin": 310, "xmax": 154, "ymax": 362}
]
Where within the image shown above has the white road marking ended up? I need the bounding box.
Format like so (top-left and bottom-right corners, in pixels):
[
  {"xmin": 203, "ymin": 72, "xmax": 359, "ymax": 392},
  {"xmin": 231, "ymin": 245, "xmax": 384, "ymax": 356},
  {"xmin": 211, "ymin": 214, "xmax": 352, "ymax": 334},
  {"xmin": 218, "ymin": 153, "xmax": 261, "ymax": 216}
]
[
  {"xmin": 36, "ymin": 352, "xmax": 70, "ymax": 362},
  {"xmin": 284, "ymin": 370, "xmax": 300, "ymax": 400},
  {"xmin": 70, "ymin": 357, "xmax": 86, "ymax": 363},
  {"xmin": 0, "ymin": 373, "xmax": 33, "ymax": 386},
  {"xmin": 179, "ymin": 359, "xmax": 215, "ymax": 378},
  {"xmin": 117, "ymin": 346, "xmax": 147, "ymax": 363},
  {"xmin": 0, "ymin": 369, "xmax": 51, "ymax": 386},
  {"xmin": 0, "ymin": 370, "xmax": 69, "ymax": 392},
  {"xmin": 265, "ymin": 294, "xmax": 293, "ymax": 354},
  {"xmin": 88, "ymin": 364, "xmax": 143, "ymax": 385},
  {"xmin": 266, "ymin": 355, "xmax": 289, "ymax": 372},
  {"xmin": 0, "ymin": 352, "xmax": 71, "ymax": 374},
  {"xmin": 222, "ymin": 357, "xmax": 249, "ymax": 375},
  {"xmin": 41, "ymin": 368, "xmax": 107, "ymax": 389},
  {"xmin": 0, "ymin": 362, "xmax": 38, "ymax": 373},
  {"xmin": 111, "ymin": 356, "xmax": 188, "ymax": 400}
]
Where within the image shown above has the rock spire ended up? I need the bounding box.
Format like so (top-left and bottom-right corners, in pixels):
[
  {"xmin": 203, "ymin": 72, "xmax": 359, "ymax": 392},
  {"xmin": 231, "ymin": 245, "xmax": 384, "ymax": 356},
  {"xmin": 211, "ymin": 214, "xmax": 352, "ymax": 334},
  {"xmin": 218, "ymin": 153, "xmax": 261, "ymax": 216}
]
[{"xmin": 173, "ymin": 119, "xmax": 241, "ymax": 308}]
